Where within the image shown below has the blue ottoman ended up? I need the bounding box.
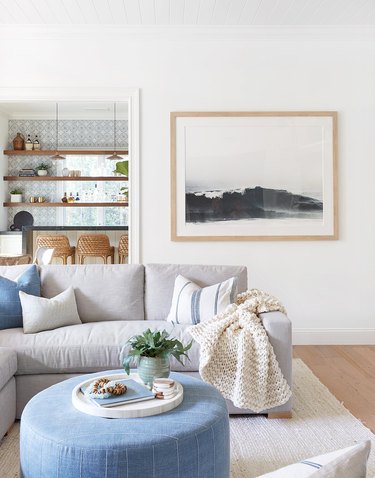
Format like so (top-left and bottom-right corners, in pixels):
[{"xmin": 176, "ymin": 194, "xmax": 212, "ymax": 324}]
[{"xmin": 20, "ymin": 371, "xmax": 230, "ymax": 478}]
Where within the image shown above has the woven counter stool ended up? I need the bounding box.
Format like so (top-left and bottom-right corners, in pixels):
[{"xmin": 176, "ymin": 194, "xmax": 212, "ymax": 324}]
[
  {"xmin": 76, "ymin": 234, "xmax": 115, "ymax": 264},
  {"xmin": 35, "ymin": 235, "xmax": 75, "ymax": 265},
  {"xmin": 118, "ymin": 234, "xmax": 129, "ymax": 264}
]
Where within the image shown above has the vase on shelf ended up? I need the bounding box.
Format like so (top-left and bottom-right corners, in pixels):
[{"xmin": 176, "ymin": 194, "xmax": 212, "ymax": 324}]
[
  {"xmin": 12, "ymin": 133, "xmax": 24, "ymax": 151},
  {"xmin": 137, "ymin": 356, "xmax": 170, "ymax": 388}
]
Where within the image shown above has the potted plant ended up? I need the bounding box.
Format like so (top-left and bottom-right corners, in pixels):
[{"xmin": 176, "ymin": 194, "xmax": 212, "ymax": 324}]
[
  {"xmin": 10, "ymin": 188, "xmax": 23, "ymax": 203},
  {"xmin": 123, "ymin": 328, "xmax": 192, "ymax": 387},
  {"xmin": 113, "ymin": 160, "xmax": 128, "ymax": 177},
  {"xmin": 35, "ymin": 162, "xmax": 50, "ymax": 176},
  {"xmin": 118, "ymin": 187, "xmax": 128, "ymax": 202}
]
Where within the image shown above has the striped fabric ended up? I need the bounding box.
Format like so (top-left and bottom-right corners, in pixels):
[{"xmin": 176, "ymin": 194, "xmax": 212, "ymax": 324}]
[
  {"xmin": 257, "ymin": 440, "xmax": 371, "ymax": 477},
  {"xmin": 166, "ymin": 274, "xmax": 238, "ymax": 324}
]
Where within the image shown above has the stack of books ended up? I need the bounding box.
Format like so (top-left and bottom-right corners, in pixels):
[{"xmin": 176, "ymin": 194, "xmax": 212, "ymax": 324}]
[
  {"xmin": 83, "ymin": 378, "xmax": 155, "ymax": 408},
  {"xmin": 18, "ymin": 169, "xmax": 35, "ymax": 177}
]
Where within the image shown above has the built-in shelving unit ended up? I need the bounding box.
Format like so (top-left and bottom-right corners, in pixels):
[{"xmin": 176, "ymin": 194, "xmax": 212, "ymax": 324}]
[
  {"xmin": 3, "ymin": 202, "xmax": 128, "ymax": 207},
  {"xmin": 4, "ymin": 176, "xmax": 128, "ymax": 182},
  {"xmin": 4, "ymin": 150, "xmax": 128, "ymax": 156}
]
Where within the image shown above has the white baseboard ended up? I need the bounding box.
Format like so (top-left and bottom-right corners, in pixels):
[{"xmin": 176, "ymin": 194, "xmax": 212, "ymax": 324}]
[{"xmin": 293, "ymin": 328, "xmax": 375, "ymax": 345}]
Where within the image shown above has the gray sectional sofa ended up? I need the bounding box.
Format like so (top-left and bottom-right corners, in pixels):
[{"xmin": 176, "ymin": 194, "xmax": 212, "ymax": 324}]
[{"xmin": 0, "ymin": 263, "xmax": 292, "ymax": 440}]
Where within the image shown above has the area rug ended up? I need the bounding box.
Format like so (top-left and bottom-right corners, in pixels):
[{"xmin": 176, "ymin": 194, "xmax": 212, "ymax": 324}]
[{"xmin": 1, "ymin": 359, "xmax": 374, "ymax": 478}]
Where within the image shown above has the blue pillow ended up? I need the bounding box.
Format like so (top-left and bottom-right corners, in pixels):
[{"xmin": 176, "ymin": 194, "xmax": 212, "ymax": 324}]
[{"xmin": 0, "ymin": 265, "xmax": 41, "ymax": 330}]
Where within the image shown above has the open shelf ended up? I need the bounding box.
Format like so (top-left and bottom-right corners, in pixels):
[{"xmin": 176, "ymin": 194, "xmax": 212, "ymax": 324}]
[
  {"xmin": 4, "ymin": 176, "xmax": 128, "ymax": 181},
  {"xmin": 3, "ymin": 202, "xmax": 128, "ymax": 207},
  {"xmin": 4, "ymin": 150, "xmax": 128, "ymax": 156}
]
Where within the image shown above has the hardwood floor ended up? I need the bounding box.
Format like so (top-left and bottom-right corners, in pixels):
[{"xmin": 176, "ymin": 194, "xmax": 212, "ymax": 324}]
[{"xmin": 294, "ymin": 345, "xmax": 375, "ymax": 433}]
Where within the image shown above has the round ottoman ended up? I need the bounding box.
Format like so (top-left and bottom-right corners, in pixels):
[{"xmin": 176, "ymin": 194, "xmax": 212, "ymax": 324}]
[{"xmin": 20, "ymin": 371, "xmax": 230, "ymax": 478}]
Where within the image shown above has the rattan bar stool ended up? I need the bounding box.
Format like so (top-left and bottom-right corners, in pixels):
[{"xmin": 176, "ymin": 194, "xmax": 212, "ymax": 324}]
[
  {"xmin": 76, "ymin": 234, "xmax": 115, "ymax": 264},
  {"xmin": 118, "ymin": 234, "xmax": 129, "ymax": 264},
  {"xmin": 35, "ymin": 235, "xmax": 75, "ymax": 265}
]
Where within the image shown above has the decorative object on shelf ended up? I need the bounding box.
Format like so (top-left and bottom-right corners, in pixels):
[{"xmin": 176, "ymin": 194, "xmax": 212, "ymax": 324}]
[
  {"xmin": 123, "ymin": 328, "xmax": 192, "ymax": 387},
  {"xmin": 113, "ymin": 160, "xmax": 128, "ymax": 176},
  {"xmin": 10, "ymin": 188, "xmax": 23, "ymax": 203},
  {"xmin": 37, "ymin": 197, "xmax": 46, "ymax": 203},
  {"xmin": 19, "ymin": 168, "xmax": 36, "ymax": 177},
  {"xmin": 9, "ymin": 211, "xmax": 34, "ymax": 231},
  {"xmin": 12, "ymin": 132, "xmax": 25, "ymax": 150},
  {"xmin": 25, "ymin": 135, "xmax": 33, "ymax": 151},
  {"xmin": 50, "ymin": 103, "xmax": 65, "ymax": 160},
  {"xmin": 62, "ymin": 167, "xmax": 69, "ymax": 177},
  {"xmin": 61, "ymin": 192, "xmax": 68, "ymax": 203},
  {"xmin": 35, "ymin": 162, "xmax": 49, "ymax": 176},
  {"xmin": 29, "ymin": 196, "xmax": 37, "ymax": 203},
  {"xmin": 118, "ymin": 187, "xmax": 128, "ymax": 202},
  {"xmin": 68, "ymin": 193, "xmax": 75, "ymax": 203},
  {"xmin": 107, "ymin": 103, "xmax": 123, "ymax": 160},
  {"xmin": 33, "ymin": 135, "xmax": 40, "ymax": 150}
]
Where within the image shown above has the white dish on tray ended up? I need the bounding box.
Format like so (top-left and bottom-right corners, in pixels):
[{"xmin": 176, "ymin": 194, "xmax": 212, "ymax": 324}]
[{"xmin": 72, "ymin": 373, "xmax": 183, "ymax": 418}]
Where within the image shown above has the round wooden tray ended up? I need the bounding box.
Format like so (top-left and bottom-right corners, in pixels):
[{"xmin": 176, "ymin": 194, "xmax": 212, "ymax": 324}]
[{"xmin": 72, "ymin": 373, "xmax": 183, "ymax": 419}]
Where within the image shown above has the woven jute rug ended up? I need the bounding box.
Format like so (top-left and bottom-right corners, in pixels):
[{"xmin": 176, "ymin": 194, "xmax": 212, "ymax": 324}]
[{"xmin": 1, "ymin": 359, "xmax": 375, "ymax": 478}]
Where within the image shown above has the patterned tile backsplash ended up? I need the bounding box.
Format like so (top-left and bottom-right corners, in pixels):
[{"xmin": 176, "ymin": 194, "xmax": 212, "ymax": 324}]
[
  {"xmin": 6, "ymin": 119, "xmax": 129, "ymax": 228},
  {"xmin": 8, "ymin": 119, "xmax": 128, "ymax": 150}
]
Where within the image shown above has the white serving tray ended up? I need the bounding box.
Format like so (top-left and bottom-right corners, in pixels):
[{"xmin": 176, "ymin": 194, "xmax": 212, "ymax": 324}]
[{"xmin": 72, "ymin": 373, "xmax": 183, "ymax": 418}]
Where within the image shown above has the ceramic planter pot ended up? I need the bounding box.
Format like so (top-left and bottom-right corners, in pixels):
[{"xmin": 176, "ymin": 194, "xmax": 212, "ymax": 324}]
[
  {"xmin": 10, "ymin": 194, "xmax": 23, "ymax": 203},
  {"xmin": 137, "ymin": 356, "xmax": 170, "ymax": 387},
  {"xmin": 37, "ymin": 170, "xmax": 48, "ymax": 176}
]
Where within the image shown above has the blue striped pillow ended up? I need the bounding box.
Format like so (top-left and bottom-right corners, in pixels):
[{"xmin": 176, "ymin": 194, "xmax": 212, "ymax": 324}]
[
  {"xmin": 166, "ymin": 274, "xmax": 238, "ymax": 324},
  {"xmin": 257, "ymin": 441, "xmax": 371, "ymax": 477},
  {"xmin": 0, "ymin": 265, "xmax": 41, "ymax": 330}
]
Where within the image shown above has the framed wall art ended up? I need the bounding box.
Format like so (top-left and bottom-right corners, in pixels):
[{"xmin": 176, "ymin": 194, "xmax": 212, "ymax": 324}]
[{"xmin": 171, "ymin": 111, "xmax": 338, "ymax": 241}]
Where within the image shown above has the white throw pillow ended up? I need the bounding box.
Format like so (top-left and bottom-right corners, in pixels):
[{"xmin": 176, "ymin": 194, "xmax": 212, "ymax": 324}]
[
  {"xmin": 257, "ymin": 441, "xmax": 371, "ymax": 477},
  {"xmin": 20, "ymin": 286, "xmax": 82, "ymax": 334},
  {"xmin": 166, "ymin": 274, "xmax": 238, "ymax": 324}
]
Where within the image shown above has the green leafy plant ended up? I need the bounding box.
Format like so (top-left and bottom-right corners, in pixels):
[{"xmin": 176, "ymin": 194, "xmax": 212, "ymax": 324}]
[
  {"xmin": 10, "ymin": 188, "xmax": 23, "ymax": 195},
  {"xmin": 113, "ymin": 160, "xmax": 128, "ymax": 176},
  {"xmin": 35, "ymin": 162, "xmax": 49, "ymax": 171},
  {"xmin": 119, "ymin": 187, "xmax": 128, "ymax": 196},
  {"xmin": 123, "ymin": 328, "xmax": 192, "ymax": 375}
]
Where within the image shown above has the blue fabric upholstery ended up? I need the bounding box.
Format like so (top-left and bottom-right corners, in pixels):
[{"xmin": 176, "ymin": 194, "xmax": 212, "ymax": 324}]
[
  {"xmin": 20, "ymin": 371, "xmax": 230, "ymax": 478},
  {"xmin": 0, "ymin": 265, "xmax": 40, "ymax": 330}
]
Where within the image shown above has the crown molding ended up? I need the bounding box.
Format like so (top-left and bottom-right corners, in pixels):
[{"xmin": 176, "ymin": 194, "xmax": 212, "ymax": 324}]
[{"xmin": 0, "ymin": 25, "xmax": 375, "ymax": 42}]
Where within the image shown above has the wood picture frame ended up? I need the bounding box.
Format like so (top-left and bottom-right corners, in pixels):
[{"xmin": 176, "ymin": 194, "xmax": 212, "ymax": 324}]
[{"xmin": 171, "ymin": 111, "xmax": 338, "ymax": 241}]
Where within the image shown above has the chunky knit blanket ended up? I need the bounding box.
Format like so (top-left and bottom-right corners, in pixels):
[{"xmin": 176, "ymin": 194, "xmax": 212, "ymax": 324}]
[{"xmin": 188, "ymin": 289, "xmax": 292, "ymax": 412}]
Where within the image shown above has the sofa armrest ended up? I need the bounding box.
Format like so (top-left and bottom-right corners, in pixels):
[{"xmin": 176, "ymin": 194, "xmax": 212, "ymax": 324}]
[{"xmin": 259, "ymin": 311, "xmax": 292, "ymax": 388}]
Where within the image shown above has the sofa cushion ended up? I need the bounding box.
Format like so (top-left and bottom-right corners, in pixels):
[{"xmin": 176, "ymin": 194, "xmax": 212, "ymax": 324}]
[
  {"xmin": 0, "ymin": 348, "xmax": 17, "ymax": 390},
  {"xmin": 0, "ymin": 321, "xmax": 199, "ymax": 375},
  {"xmin": 20, "ymin": 287, "xmax": 82, "ymax": 334},
  {"xmin": 145, "ymin": 264, "xmax": 248, "ymax": 321},
  {"xmin": 0, "ymin": 265, "xmax": 41, "ymax": 330},
  {"xmin": 39, "ymin": 264, "xmax": 145, "ymax": 322},
  {"xmin": 166, "ymin": 274, "xmax": 238, "ymax": 324}
]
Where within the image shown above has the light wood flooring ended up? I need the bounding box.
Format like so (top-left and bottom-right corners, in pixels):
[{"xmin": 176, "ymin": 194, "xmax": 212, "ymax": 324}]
[{"xmin": 294, "ymin": 346, "xmax": 375, "ymax": 433}]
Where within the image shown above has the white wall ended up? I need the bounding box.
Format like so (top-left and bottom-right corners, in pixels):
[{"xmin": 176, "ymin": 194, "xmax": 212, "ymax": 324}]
[{"xmin": 0, "ymin": 27, "xmax": 374, "ymax": 343}]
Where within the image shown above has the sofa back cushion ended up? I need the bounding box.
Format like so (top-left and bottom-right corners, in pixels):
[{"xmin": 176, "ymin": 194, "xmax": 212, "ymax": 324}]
[
  {"xmin": 144, "ymin": 264, "xmax": 247, "ymax": 321},
  {"xmin": 40, "ymin": 265, "xmax": 145, "ymax": 322}
]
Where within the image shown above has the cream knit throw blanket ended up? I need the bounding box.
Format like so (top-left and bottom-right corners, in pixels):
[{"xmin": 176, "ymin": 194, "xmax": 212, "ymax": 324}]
[{"xmin": 188, "ymin": 289, "xmax": 292, "ymax": 412}]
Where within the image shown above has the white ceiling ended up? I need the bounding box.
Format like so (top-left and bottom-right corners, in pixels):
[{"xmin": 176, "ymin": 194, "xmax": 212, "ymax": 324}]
[
  {"xmin": 0, "ymin": 101, "xmax": 128, "ymax": 119},
  {"xmin": 0, "ymin": 0, "xmax": 375, "ymax": 26}
]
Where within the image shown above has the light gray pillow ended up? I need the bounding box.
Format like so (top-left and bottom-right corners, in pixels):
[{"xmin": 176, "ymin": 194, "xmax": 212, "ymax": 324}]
[
  {"xmin": 20, "ymin": 286, "xmax": 82, "ymax": 334},
  {"xmin": 257, "ymin": 441, "xmax": 371, "ymax": 477}
]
